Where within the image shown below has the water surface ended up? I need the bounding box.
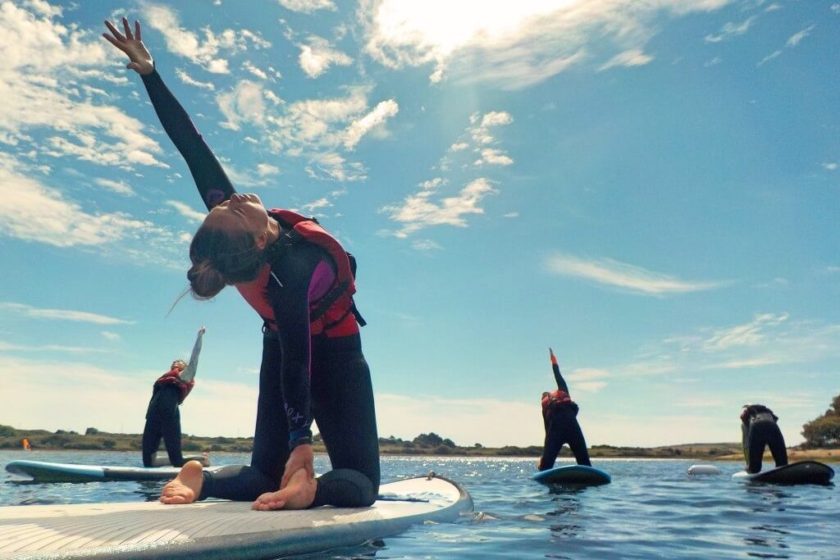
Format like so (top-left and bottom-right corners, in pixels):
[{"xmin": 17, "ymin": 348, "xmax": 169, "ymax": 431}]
[{"xmin": 2, "ymin": 451, "xmax": 837, "ymax": 559}]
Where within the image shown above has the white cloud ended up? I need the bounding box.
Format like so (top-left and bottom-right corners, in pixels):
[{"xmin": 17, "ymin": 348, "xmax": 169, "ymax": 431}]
[
  {"xmin": 0, "ymin": 302, "xmax": 132, "ymax": 325},
  {"xmin": 94, "ymin": 178, "xmax": 136, "ymax": 196},
  {"xmin": 477, "ymin": 148, "xmax": 513, "ymax": 166},
  {"xmin": 598, "ymin": 48, "xmax": 653, "ymax": 71},
  {"xmin": 0, "ymin": 157, "xmax": 155, "ymax": 247},
  {"xmin": 758, "ymin": 24, "xmax": 815, "ymax": 66},
  {"xmin": 545, "ymin": 254, "xmax": 723, "ymax": 295},
  {"xmin": 277, "ymin": 0, "xmax": 337, "ymax": 13},
  {"xmin": 363, "ymin": 0, "xmax": 730, "ymax": 88},
  {"xmin": 217, "ymin": 80, "xmax": 268, "ymax": 130},
  {"xmin": 301, "ymin": 197, "xmax": 332, "ymax": 214},
  {"xmin": 242, "ymin": 61, "xmax": 268, "ymax": 80},
  {"xmin": 143, "ymin": 4, "xmax": 270, "ymax": 73},
  {"xmin": 704, "ymin": 16, "xmax": 758, "ymax": 43},
  {"xmin": 786, "ymin": 24, "xmax": 815, "ymax": 47},
  {"xmin": 166, "ymin": 200, "xmax": 207, "ymax": 224},
  {"xmin": 298, "ymin": 35, "xmax": 353, "ymax": 78},
  {"xmin": 381, "ymin": 177, "xmax": 497, "ymax": 237},
  {"xmin": 175, "ymin": 68, "xmax": 216, "ymax": 90},
  {"xmin": 702, "ymin": 313, "xmax": 789, "ymax": 351},
  {"xmin": 0, "ymin": 4, "xmax": 166, "ymax": 169},
  {"xmin": 342, "ymin": 99, "xmax": 399, "ymax": 149},
  {"xmin": 823, "ymin": 162, "xmax": 838, "ymax": 171}
]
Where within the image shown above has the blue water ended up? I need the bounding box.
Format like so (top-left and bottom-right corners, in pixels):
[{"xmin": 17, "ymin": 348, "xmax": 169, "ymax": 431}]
[{"xmin": 2, "ymin": 451, "xmax": 838, "ymax": 559}]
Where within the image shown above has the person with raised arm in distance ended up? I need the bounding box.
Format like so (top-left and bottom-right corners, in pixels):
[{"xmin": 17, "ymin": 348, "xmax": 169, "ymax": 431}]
[
  {"xmin": 539, "ymin": 348, "xmax": 592, "ymax": 470},
  {"xmin": 142, "ymin": 327, "xmax": 206, "ymax": 467}
]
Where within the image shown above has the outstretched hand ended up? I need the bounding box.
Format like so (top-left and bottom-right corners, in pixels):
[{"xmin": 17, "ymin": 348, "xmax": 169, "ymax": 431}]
[{"xmin": 103, "ymin": 18, "xmax": 154, "ymax": 76}]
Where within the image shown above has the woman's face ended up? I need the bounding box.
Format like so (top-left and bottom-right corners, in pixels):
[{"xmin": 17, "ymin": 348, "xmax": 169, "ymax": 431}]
[{"xmin": 204, "ymin": 193, "xmax": 269, "ymax": 238}]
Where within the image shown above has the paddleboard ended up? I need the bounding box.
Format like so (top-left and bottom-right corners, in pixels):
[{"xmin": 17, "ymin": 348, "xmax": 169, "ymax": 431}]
[
  {"xmin": 533, "ymin": 464, "xmax": 611, "ymax": 486},
  {"xmin": 0, "ymin": 474, "xmax": 471, "ymax": 560},
  {"xmin": 150, "ymin": 453, "xmax": 210, "ymax": 468},
  {"xmin": 732, "ymin": 460, "xmax": 835, "ymax": 485},
  {"xmin": 687, "ymin": 464, "xmax": 721, "ymax": 475},
  {"xmin": 5, "ymin": 460, "xmax": 223, "ymax": 483}
]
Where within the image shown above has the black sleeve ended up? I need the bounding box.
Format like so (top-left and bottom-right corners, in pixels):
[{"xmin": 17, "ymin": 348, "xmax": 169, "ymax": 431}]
[
  {"xmin": 140, "ymin": 69, "xmax": 236, "ymax": 210},
  {"xmin": 552, "ymin": 362, "xmax": 570, "ymax": 394},
  {"xmin": 268, "ymin": 244, "xmax": 327, "ymax": 447}
]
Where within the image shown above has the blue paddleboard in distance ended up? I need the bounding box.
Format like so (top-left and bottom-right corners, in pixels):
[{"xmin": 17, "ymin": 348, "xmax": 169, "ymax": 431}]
[
  {"xmin": 533, "ymin": 464, "xmax": 611, "ymax": 486},
  {"xmin": 5, "ymin": 459, "xmax": 220, "ymax": 483},
  {"xmin": 732, "ymin": 460, "xmax": 834, "ymax": 485}
]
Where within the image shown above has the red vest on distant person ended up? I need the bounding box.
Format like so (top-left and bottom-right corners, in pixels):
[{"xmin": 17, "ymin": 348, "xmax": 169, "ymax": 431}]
[
  {"xmin": 154, "ymin": 369, "xmax": 194, "ymax": 403},
  {"xmin": 542, "ymin": 389, "xmax": 572, "ymax": 412}
]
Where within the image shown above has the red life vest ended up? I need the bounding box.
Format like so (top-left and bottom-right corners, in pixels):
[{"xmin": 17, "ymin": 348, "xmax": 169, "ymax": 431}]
[
  {"xmin": 235, "ymin": 209, "xmax": 361, "ymax": 337},
  {"xmin": 154, "ymin": 369, "xmax": 194, "ymax": 403},
  {"xmin": 541, "ymin": 389, "xmax": 572, "ymax": 412}
]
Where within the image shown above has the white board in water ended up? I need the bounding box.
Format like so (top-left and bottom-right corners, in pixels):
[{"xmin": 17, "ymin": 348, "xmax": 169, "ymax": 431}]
[{"xmin": 0, "ymin": 474, "xmax": 472, "ymax": 560}]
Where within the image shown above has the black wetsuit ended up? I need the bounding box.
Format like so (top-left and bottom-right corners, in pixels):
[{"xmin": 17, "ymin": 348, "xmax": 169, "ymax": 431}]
[
  {"xmin": 741, "ymin": 405, "xmax": 787, "ymax": 474},
  {"xmin": 539, "ymin": 358, "xmax": 591, "ymax": 470},
  {"xmin": 140, "ymin": 69, "xmax": 379, "ymax": 507},
  {"xmin": 142, "ymin": 381, "xmax": 184, "ymax": 467}
]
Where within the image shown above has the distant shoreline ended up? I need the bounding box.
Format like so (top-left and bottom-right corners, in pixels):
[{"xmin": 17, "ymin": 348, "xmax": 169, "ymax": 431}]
[{"xmin": 3, "ymin": 425, "xmax": 838, "ymax": 461}]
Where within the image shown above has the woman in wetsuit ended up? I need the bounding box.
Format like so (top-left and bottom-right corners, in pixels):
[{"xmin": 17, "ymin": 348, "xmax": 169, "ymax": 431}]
[
  {"xmin": 538, "ymin": 348, "xmax": 591, "ymax": 470},
  {"xmin": 104, "ymin": 18, "xmax": 379, "ymax": 510},
  {"xmin": 142, "ymin": 327, "xmax": 205, "ymax": 467},
  {"xmin": 740, "ymin": 404, "xmax": 788, "ymax": 474}
]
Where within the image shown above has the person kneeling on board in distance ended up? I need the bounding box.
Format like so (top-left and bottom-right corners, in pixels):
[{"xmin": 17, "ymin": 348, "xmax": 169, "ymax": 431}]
[
  {"xmin": 740, "ymin": 404, "xmax": 788, "ymax": 474},
  {"xmin": 538, "ymin": 348, "xmax": 592, "ymax": 470},
  {"xmin": 142, "ymin": 327, "xmax": 205, "ymax": 467}
]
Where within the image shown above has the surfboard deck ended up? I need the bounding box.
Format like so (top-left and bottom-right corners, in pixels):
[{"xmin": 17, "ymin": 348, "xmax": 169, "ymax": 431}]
[
  {"xmin": 533, "ymin": 464, "xmax": 611, "ymax": 486},
  {"xmin": 732, "ymin": 460, "xmax": 835, "ymax": 485},
  {"xmin": 0, "ymin": 474, "xmax": 472, "ymax": 560},
  {"xmin": 5, "ymin": 460, "xmax": 223, "ymax": 483}
]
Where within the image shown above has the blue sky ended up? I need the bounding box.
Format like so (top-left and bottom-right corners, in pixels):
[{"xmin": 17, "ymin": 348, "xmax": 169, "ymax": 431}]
[{"xmin": 1, "ymin": 0, "xmax": 838, "ymax": 448}]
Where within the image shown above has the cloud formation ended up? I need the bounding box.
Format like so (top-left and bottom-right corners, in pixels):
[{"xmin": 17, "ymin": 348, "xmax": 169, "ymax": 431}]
[
  {"xmin": 298, "ymin": 35, "xmax": 353, "ymax": 78},
  {"xmin": 381, "ymin": 177, "xmax": 497, "ymax": 237},
  {"xmin": 363, "ymin": 0, "xmax": 730, "ymax": 88},
  {"xmin": 0, "ymin": 302, "xmax": 132, "ymax": 325},
  {"xmin": 545, "ymin": 253, "xmax": 722, "ymax": 295},
  {"xmin": 0, "ymin": 3, "xmax": 166, "ymax": 169}
]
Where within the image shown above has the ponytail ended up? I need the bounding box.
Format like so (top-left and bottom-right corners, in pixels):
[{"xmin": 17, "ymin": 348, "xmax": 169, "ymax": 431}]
[{"xmin": 188, "ymin": 223, "xmax": 265, "ymax": 298}]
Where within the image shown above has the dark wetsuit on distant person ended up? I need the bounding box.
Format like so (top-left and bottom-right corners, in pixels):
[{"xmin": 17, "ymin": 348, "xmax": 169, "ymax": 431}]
[
  {"xmin": 142, "ymin": 328, "xmax": 204, "ymax": 467},
  {"xmin": 740, "ymin": 404, "xmax": 788, "ymax": 474},
  {"xmin": 139, "ymin": 69, "xmax": 379, "ymax": 507},
  {"xmin": 539, "ymin": 348, "xmax": 591, "ymax": 470}
]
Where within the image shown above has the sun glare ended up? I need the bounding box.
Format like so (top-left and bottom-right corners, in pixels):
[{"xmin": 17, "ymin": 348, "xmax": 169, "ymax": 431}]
[{"xmin": 374, "ymin": 0, "xmax": 580, "ymax": 56}]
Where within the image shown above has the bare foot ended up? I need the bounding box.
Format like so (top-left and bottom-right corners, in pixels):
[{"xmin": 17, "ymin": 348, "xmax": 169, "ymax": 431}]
[
  {"xmin": 252, "ymin": 468, "xmax": 317, "ymax": 511},
  {"xmin": 160, "ymin": 460, "xmax": 204, "ymax": 504}
]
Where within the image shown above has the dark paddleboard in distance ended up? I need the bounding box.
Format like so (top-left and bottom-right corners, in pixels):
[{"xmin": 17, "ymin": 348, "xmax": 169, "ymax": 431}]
[
  {"xmin": 533, "ymin": 464, "xmax": 611, "ymax": 486},
  {"xmin": 5, "ymin": 459, "xmax": 222, "ymax": 483},
  {"xmin": 732, "ymin": 460, "xmax": 834, "ymax": 485}
]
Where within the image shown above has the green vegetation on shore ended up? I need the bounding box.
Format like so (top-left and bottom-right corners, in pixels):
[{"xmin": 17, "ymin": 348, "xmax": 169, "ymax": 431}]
[{"xmin": 2, "ymin": 424, "xmax": 745, "ymax": 459}]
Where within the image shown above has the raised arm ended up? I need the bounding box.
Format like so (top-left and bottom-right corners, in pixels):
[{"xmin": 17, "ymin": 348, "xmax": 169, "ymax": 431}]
[
  {"xmin": 178, "ymin": 327, "xmax": 205, "ymax": 384},
  {"xmin": 549, "ymin": 348, "xmax": 570, "ymax": 394},
  {"xmin": 103, "ymin": 18, "xmax": 235, "ymax": 210}
]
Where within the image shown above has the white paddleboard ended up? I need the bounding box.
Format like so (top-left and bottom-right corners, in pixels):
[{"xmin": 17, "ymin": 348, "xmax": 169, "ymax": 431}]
[
  {"xmin": 687, "ymin": 464, "xmax": 721, "ymax": 475},
  {"xmin": 0, "ymin": 474, "xmax": 472, "ymax": 559}
]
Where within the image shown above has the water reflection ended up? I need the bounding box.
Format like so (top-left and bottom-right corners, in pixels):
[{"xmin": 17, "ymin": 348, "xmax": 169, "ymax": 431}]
[{"xmin": 546, "ymin": 488, "xmax": 585, "ymax": 540}]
